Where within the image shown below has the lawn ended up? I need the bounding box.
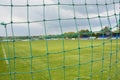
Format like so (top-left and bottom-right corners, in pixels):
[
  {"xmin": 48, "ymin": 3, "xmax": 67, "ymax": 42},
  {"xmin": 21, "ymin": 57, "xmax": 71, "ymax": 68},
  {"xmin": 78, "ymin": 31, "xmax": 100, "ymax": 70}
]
[{"xmin": 0, "ymin": 39, "xmax": 120, "ymax": 80}]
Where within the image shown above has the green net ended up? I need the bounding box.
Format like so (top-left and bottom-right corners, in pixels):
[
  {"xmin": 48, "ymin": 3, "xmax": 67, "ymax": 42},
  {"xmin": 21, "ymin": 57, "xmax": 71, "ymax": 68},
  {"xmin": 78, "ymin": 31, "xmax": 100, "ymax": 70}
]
[{"xmin": 0, "ymin": 0, "xmax": 120, "ymax": 80}]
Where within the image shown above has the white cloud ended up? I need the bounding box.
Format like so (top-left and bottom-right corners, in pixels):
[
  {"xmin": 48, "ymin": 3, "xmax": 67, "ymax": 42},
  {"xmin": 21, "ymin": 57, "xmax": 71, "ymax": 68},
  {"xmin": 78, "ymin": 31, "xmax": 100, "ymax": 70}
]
[{"xmin": 0, "ymin": 0, "xmax": 119, "ymax": 36}]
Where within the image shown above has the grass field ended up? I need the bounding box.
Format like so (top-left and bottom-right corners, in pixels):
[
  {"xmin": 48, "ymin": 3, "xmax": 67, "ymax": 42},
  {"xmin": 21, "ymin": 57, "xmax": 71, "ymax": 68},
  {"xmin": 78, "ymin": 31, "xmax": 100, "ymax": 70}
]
[{"xmin": 0, "ymin": 39, "xmax": 120, "ymax": 80}]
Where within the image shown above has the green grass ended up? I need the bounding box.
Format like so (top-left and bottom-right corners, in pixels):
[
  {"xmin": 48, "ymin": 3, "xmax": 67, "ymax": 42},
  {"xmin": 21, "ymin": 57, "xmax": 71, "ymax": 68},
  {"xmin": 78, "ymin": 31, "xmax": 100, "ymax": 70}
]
[{"xmin": 0, "ymin": 39, "xmax": 120, "ymax": 80}]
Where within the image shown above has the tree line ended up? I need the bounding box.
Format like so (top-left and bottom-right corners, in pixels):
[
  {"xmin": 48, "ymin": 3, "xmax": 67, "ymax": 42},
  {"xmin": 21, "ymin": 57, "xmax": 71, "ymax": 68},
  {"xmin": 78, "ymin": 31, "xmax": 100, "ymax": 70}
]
[
  {"xmin": 45, "ymin": 26, "xmax": 120, "ymax": 39},
  {"xmin": 0, "ymin": 26, "xmax": 120, "ymax": 40}
]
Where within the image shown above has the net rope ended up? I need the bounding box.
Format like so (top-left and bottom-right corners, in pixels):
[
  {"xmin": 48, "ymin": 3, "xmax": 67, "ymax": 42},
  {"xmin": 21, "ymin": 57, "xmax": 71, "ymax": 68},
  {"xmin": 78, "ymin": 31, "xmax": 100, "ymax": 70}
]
[{"xmin": 0, "ymin": 0, "xmax": 120, "ymax": 80}]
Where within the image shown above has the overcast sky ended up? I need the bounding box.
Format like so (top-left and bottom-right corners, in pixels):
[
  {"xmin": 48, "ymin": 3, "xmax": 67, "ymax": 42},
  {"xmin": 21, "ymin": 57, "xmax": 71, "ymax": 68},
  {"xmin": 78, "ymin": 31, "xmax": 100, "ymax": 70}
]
[{"xmin": 0, "ymin": 0, "xmax": 119, "ymax": 36}]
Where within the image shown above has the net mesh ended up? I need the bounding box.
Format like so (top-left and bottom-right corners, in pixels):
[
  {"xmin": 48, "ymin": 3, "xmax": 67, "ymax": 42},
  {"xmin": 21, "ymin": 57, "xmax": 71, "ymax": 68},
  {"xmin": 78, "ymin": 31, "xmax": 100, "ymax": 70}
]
[{"xmin": 0, "ymin": 0, "xmax": 120, "ymax": 80}]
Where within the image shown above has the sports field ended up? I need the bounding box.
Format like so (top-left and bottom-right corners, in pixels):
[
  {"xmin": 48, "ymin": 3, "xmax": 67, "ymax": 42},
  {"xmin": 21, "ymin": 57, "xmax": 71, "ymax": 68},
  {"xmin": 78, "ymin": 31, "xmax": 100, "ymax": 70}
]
[{"xmin": 0, "ymin": 39, "xmax": 120, "ymax": 80}]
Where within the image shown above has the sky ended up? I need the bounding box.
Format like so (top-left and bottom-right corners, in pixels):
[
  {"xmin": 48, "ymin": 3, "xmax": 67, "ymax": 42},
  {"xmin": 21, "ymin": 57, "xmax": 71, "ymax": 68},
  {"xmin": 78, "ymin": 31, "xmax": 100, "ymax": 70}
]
[{"xmin": 0, "ymin": 0, "xmax": 119, "ymax": 36}]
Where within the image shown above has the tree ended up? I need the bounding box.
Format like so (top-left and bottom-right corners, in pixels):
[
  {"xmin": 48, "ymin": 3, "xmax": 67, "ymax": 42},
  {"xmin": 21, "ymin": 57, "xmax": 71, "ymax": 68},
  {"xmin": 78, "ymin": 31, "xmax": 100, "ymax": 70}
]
[
  {"xmin": 64, "ymin": 32, "xmax": 77, "ymax": 38},
  {"xmin": 78, "ymin": 29, "xmax": 91, "ymax": 37},
  {"xmin": 101, "ymin": 26, "xmax": 111, "ymax": 33},
  {"xmin": 101, "ymin": 26, "xmax": 113, "ymax": 36},
  {"xmin": 99, "ymin": 26, "xmax": 114, "ymax": 38},
  {"xmin": 0, "ymin": 36, "xmax": 3, "ymax": 41}
]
